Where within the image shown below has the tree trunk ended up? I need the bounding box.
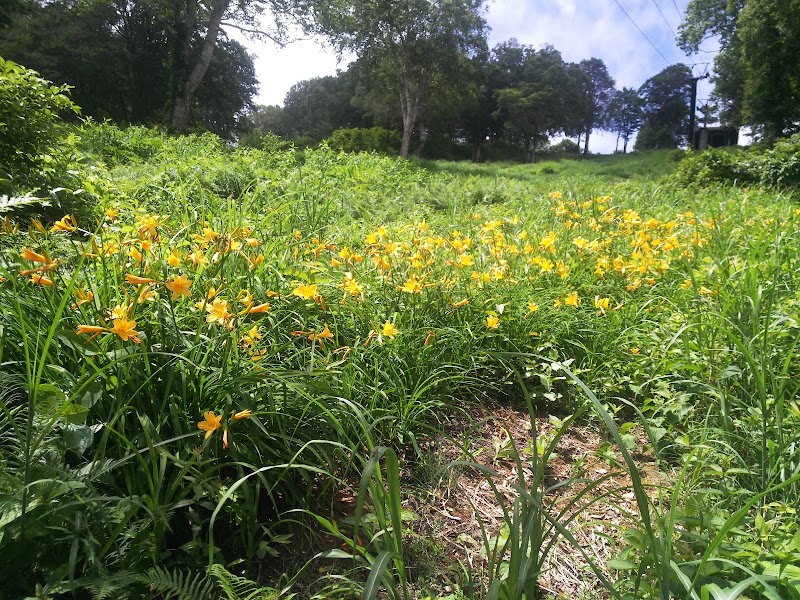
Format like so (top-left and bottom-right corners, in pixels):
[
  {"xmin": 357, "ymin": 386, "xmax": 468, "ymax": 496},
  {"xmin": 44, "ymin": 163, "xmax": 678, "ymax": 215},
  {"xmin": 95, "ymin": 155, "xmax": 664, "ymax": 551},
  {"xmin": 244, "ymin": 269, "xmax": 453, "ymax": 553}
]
[
  {"xmin": 472, "ymin": 140, "xmax": 485, "ymax": 163},
  {"xmin": 412, "ymin": 121, "xmax": 428, "ymax": 158},
  {"xmin": 583, "ymin": 129, "xmax": 591, "ymax": 155},
  {"xmin": 170, "ymin": 0, "xmax": 229, "ymax": 132},
  {"xmin": 398, "ymin": 76, "xmax": 423, "ymax": 159}
]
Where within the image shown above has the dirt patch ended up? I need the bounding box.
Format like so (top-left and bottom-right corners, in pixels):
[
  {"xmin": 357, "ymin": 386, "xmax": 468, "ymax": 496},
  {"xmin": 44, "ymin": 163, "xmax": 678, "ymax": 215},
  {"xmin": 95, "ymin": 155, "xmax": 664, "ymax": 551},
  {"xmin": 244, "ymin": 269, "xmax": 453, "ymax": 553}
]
[
  {"xmin": 263, "ymin": 402, "xmax": 666, "ymax": 598},
  {"xmin": 401, "ymin": 403, "xmax": 664, "ymax": 598}
]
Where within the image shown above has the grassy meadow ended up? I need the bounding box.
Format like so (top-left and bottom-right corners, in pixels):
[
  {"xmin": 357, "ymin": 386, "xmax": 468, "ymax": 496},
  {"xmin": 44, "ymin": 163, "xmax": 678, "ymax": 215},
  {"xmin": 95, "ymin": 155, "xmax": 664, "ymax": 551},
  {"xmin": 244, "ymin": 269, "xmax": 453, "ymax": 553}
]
[{"xmin": 2, "ymin": 124, "xmax": 800, "ymax": 599}]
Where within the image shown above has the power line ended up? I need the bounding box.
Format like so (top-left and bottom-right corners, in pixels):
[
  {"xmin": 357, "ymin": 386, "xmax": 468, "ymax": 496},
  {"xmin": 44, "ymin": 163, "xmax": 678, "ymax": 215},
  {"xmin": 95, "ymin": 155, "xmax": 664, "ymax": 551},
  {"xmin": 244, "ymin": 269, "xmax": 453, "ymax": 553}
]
[
  {"xmin": 612, "ymin": 0, "xmax": 672, "ymax": 65},
  {"xmin": 671, "ymin": 0, "xmax": 683, "ymax": 23},
  {"xmin": 652, "ymin": 0, "xmax": 676, "ymax": 37}
]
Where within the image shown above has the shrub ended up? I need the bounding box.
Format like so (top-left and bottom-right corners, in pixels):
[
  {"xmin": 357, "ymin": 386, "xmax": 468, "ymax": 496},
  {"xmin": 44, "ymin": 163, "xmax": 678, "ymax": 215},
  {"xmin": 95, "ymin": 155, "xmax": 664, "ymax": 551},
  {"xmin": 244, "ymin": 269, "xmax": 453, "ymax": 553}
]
[
  {"xmin": 671, "ymin": 134, "xmax": 800, "ymax": 191},
  {"xmin": 549, "ymin": 139, "xmax": 580, "ymax": 154},
  {"xmin": 670, "ymin": 147, "xmax": 757, "ymax": 188},
  {"xmin": 0, "ymin": 57, "xmax": 79, "ymax": 193},
  {"xmin": 77, "ymin": 121, "xmax": 166, "ymax": 166},
  {"xmin": 0, "ymin": 57, "xmax": 103, "ymax": 224},
  {"xmin": 238, "ymin": 130, "xmax": 294, "ymax": 153},
  {"xmin": 326, "ymin": 127, "xmax": 400, "ymax": 155},
  {"xmin": 760, "ymin": 133, "xmax": 800, "ymax": 187}
]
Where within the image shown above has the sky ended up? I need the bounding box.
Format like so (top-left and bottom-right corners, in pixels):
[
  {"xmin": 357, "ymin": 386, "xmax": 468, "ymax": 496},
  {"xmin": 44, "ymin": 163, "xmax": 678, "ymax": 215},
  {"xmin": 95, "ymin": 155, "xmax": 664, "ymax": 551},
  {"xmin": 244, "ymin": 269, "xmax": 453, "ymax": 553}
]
[{"xmin": 228, "ymin": 0, "xmax": 721, "ymax": 154}]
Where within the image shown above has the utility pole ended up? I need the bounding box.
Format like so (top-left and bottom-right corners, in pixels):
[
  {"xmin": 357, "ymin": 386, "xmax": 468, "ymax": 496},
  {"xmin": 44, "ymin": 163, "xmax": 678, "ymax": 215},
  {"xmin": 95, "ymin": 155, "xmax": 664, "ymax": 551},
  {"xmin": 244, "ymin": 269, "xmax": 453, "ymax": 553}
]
[{"xmin": 688, "ymin": 74, "xmax": 709, "ymax": 150}]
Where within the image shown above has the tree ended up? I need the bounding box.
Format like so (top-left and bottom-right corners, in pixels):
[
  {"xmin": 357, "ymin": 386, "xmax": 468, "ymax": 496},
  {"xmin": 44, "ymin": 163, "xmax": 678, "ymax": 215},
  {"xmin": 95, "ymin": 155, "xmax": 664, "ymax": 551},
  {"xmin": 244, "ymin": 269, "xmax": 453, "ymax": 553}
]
[
  {"xmin": 607, "ymin": 87, "xmax": 644, "ymax": 153},
  {"xmin": 10, "ymin": 0, "xmax": 334, "ymax": 133},
  {"xmin": 679, "ymin": 0, "xmax": 800, "ymax": 140},
  {"xmin": 457, "ymin": 47, "xmax": 500, "ymax": 162},
  {"xmin": 165, "ymin": 0, "xmax": 233, "ymax": 131},
  {"xmin": 316, "ymin": 0, "xmax": 489, "ymax": 159},
  {"xmin": 0, "ymin": 0, "xmax": 258, "ymax": 137},
  {"xmin": 635, "ymin": 63, "xmax": 692, "ymax": 150},
  {"xmin": 281, "ymin": 66, "xmax": 371, "ymax": 142},
  {"xmin": 191, "ymin": 37, "xmax": 259, "ymax": 138},
  {"xmin": 0, "ymin": 0, "xmax": 29, "ymax": 28},
  {"xmin": 492, "ymin": 43, "xmax": 573, "ymax": 162},
  {"xmin": 577, "ymin": 58, "xmax": 615, "ymax": 155}
]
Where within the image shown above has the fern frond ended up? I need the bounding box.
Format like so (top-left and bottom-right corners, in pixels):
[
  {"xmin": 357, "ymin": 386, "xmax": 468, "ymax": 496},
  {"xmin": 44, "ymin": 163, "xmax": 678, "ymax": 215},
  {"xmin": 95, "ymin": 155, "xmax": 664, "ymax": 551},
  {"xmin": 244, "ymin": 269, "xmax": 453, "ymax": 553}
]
[
  {"xmin": 0, "ymin": 372, "xmax": 25, "ymax": 479},
  {"xmin": 0, "ymin": 193, "xmax": 50, "ymax": 214},
  {"xmin": 84, "ymin": 569, "xmax": 139, "ymax": 600},
  {"xmin": 139, "ymin": 566, "xmax": 215, "ymax": 600},
  {"xmin": 207, "ymin": 564, "xmax": 284, "ymax": 600}
]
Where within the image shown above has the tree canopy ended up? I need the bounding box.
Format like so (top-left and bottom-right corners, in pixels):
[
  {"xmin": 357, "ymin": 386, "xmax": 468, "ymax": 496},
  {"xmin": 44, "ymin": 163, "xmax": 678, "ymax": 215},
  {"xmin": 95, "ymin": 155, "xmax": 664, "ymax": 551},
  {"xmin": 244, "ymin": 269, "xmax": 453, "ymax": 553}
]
[
  {"xmin": 679, "ymin": 0, "xmax": 800, "ymax": 140},
  {"xmin": 314, "ymin": 0, "xmax": 489, "ymax": 158},
  {"xmin": 577, "ymin": 58, "xmax": 615, "ymax": 155},
  {"xmin": 0, "ymin": 0, "xmax": 259, "ymax": 137},
  {"xmin": 635, "ymin": 64, "xmax": 692, "ymax": 150},
  {"xmin": 607, "ymin": 87, "xmax": 644, "ymax": 153},
  {"xmin": 492, "ymin": 43, "xmax": 579, "ymax": 162}
]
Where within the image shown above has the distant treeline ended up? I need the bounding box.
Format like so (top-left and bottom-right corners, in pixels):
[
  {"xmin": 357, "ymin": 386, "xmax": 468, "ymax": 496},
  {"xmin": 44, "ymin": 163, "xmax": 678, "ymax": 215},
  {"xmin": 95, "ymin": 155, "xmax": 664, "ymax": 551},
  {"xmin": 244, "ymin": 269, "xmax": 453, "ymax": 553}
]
[{"xmin": 2, "ymin": 0, "xmax": 796, "ymax": 161}]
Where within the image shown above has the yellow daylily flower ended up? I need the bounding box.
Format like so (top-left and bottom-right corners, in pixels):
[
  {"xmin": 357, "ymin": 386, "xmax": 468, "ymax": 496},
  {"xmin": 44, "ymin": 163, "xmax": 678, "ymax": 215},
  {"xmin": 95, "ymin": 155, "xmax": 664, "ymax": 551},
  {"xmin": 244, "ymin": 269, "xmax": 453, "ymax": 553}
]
[
  {"xmin": 292, "ymin": 283, "xmax": 319, "ymax": 301},
  {"xmin": 308, "ymin": 323, "xmax": 334, "ymax": 348},
  {"xmin": 206, "ymin": 298, "xmax": 231, "ymax": 325},
  {"xmin": 109, "ymin": 316, "xmax": 140, "ymax": 343},
  {"xmin": 165, "ymin": 274, "xmax": 192, "ymax": 300},
  {"xmin": 30, "ymin": 273, "xmax": 54, "ymax": 286},
  {"xmin": 125, "ymin": 274, "xmax": 158, "ymax": 285},
  {"xmin": 564, "ymin": 291, "xmax": 580, "ymax": 307},
  {"xmin": 381, "ymin": 320, "xmax": 399, "ymax": 338},
  {"xmin": 198, "ymin": 411, "xmax": 222, "ymax": 439},
  {"xmin": 51, "ymin": 215, "xmax": 77, "ymax": 232},
  {"xmin": 166, "ymin": 249, "xmax": 182, "ymax": 267},
  {"xmin": 20, "ymin": 248, "xmax": 50, "ymax": 264}
]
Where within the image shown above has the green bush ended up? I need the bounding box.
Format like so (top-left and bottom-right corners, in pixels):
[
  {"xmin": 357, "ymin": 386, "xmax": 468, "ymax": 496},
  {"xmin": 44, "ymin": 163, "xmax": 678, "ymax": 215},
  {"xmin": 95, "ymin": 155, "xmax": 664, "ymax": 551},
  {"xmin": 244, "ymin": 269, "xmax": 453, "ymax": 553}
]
[
  {"xmin": 326, "ymin": 126, "xmax": 400, "ymax": 155},
  {"xmin": 0, "ymin": 57, "xmax": 79, "ymax": 192},
  {"xmin": 549, "ymin": 138, "xmax": 580, "ymax": 154},
  {"xmin": 670, "ymin": 147, "xmax": 757, "ymax": 188},
  {"xmin": 760, "ymin": 133, "xmax": 800, "ymax": 187},
  {"xmin": 238, "ymin": 130, "xmax": 294, "ymax": 153},
  {"xmin": 77, "ymin": 121, "xmax": 166, "ymax": 166},
  {"xmin": 671, "ymin": 134, "xmax": 800, "ymax": 190},
  {"xmin": 0, "ymin": 57, "xmax": 103, "ymax": 224}
]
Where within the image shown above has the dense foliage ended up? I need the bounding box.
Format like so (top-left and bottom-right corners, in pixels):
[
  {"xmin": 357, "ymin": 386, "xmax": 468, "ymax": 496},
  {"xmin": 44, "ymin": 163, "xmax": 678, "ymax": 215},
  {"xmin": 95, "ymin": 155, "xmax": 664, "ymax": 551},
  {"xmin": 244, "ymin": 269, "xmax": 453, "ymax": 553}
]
[
  {"xmin": 671, "ymin": 133, "xmax": 800, "ymax": 189},
  {"xmin": 247, "ymin": 40, "xmax": 691, "ymax": 161},
  {"xmin": 634, "ymin": 64, "xmax": 693, "ymax": 151},
  {"xmin": 679, "ymin": 0, "xmax": 800, "ymax": 141},
  {"xmin": 0, "ymin": 57, "xmax": 78, "ymax": 193},
  {"xmin": 0, "ymin": 1, "xmax": 258, "ymax": 137}
]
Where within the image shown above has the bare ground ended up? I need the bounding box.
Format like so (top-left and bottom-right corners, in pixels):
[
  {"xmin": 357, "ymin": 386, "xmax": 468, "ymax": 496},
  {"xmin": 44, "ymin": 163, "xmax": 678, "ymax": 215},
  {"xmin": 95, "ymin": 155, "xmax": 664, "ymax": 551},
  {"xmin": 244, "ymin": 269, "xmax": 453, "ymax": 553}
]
[
  {"xmin": 399, "ymin": 403, "xmax": 664, "ymax": 598},
  {"xmin": 270, "ymin": 402, "xmax": 666, "ymax": 599}
]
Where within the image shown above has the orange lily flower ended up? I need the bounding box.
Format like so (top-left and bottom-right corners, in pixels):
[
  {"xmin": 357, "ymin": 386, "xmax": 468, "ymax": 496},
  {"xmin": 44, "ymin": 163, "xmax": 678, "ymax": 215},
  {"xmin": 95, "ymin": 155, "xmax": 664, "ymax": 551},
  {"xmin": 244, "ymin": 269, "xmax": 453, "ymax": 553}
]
[
  {"xmin": 109, "ymin": 316, "xmax": 140, "ymax": 343},
  {"xmin": 197, "ymin": 411, "xmax": 222, "ymax": 439},
  {"xmin": 20, "ymin": 248, "xmax": 50, "ymax": 264},
  {"xmin": 125, "ymin": 274, "xmax": 158, "ymax": 285},
  {"xmin": 51, "ymin": 215, "xmax": 77, "ymax": 232},
  {"xmin": 30, "ymin": 273, "xmax": 54, "ymax": 286}
]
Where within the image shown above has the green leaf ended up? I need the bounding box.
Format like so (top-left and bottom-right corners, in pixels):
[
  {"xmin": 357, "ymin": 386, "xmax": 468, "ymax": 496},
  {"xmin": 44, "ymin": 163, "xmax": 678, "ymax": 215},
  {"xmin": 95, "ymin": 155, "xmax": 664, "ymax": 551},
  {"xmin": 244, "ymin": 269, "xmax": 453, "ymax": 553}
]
[
  {"xmin": 61, "ymin": 402, "xmax": 89, "ymax": 425},
  {"xmin": 35, "ymin": 383, "xmax": 66, "ymax": 414},
  {"xmin": 63, "ymin": 423, "xmax": 93, "ymax": 454},
  {"xmin": 77, "ymin": 380, "xmax": 103, "ymax": 409}
]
